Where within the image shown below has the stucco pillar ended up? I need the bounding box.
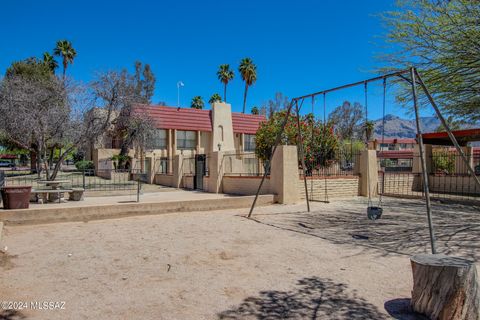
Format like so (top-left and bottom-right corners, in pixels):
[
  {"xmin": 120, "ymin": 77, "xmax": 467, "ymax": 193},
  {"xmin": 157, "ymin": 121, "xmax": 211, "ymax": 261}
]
[
  {"xmin": 455, "ymin": 146, "xmax": 473, "ymax": 175},
  {"xmin": 413, "ymin": 144, "xmax": 432, "ymax": 174},
  {"xmin": 270, "ymin": 145, "xmax": 300, "ymax": 204},
  {"xmin": 172, "ymin": 154, "xmax": 183, "ymax": 188},
  {"xmin": 168, "ymin": 129, "xmax": 173, "ymax": 173},
  {"xmin": 206, "ymin": 151, "xmax": 224, "ymax": 193},
  {"xmin": 145, "ymin": 155, "xmax": 155, "ymax": 184},
  {"xmin": 359, "ymin": 150, "xmax": 378, "ymax": 197}
]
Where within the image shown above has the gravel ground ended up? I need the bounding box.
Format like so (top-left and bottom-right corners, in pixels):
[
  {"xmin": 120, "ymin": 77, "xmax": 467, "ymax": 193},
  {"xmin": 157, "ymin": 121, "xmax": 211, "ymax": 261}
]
[{"xmin": 0, "ymin": 197, "xmax": 478, "ymax": 319}]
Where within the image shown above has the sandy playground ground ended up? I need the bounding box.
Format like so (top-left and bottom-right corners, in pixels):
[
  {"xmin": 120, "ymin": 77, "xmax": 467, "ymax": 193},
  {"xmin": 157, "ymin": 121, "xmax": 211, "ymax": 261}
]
[{"xmin": 1, "ymin": 196, "xmax": 479, "ymax": 319}]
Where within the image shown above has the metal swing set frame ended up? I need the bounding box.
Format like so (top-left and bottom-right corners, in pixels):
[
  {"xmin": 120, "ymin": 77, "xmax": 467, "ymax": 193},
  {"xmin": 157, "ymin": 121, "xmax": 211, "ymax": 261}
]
[{"xmin": 247, "ymin": 67, "xmax": 480, "ymax": 254}]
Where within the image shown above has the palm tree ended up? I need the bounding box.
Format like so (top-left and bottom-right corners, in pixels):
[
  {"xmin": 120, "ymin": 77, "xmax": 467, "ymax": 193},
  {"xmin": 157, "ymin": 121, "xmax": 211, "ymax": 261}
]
[
  {"xmin": 209, "ymin": 93, "xmax": 222, "ymax": 105},
  {"xmin": 42, "ymin": 52, "xmax": 58, "ymax": 73},
  {"xmin": 364, "ymin": 120, "xmax": 375, "ymax": 142},
  {"xmin": 238, "ymin": 58, "xmax": 257, "ymax": 114},
  {"xmin": 191, "ymin": 96, "xmax": 205, "ymax": 109},
  {"xmin": 53, "ymin": 40, "xmax": 77, "ymax": 79},
  {"xmin": 216, "ymin": 64, "xmax": 234, "ymax": 102},
  {"xmin": 251, "ymin": 106, "xmax": 259, "ymax": 115}
]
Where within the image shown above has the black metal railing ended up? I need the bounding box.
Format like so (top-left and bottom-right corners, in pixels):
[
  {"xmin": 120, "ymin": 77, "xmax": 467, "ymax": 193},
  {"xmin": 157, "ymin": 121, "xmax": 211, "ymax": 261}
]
[
  {"xmin": 222, "ymin": 153, "xmax": 268, "ymax": 177},
  {"xmin": 300, "ymin": 151, "xmax": 361, "ymax": 178},
  {"xmin": 3, "ymin": 169, "xmax": 142, "ymax": 192}
]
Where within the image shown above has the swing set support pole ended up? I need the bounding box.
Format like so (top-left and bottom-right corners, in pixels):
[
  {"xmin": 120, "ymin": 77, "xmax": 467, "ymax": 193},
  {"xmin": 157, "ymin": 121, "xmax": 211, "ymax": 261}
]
[
  {"xmin": 295, "ymin": 100, "xmax": 311, "ymax": 212},
  {"xmin": 410, "ymin": 67, "xmax": 437, "ymax": 254}
]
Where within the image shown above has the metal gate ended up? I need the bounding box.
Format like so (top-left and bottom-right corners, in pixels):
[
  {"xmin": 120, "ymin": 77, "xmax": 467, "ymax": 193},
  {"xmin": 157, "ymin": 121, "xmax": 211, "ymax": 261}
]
[{"xmin": 194, "ymin": 154, "xmax": 206, "ymax": 190}]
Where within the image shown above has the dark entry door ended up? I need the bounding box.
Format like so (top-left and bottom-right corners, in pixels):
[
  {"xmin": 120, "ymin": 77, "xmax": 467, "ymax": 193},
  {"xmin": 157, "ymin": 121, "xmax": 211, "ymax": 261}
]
[{"xmin": 194, "ymin": 154, "xmax": 206, "ymax": 190}]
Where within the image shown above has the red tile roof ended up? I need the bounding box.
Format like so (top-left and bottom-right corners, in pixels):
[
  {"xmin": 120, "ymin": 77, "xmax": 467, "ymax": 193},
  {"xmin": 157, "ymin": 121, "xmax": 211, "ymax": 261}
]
[
  {"xmin": 232, "ymin": 113, "xmax": 266, "ymax": 134},
  {"xmin": 134, "ymin": 104, "xmax": 265, "ymax": 134}
]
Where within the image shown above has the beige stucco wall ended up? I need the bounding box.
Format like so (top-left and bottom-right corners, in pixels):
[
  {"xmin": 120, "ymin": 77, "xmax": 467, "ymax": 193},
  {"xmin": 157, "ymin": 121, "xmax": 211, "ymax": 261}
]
[
  {"xmin": 211, "ymin": 102, "xmax": 235, "ymax": 152},
  {"xmin": 222, "ymin": 176, "xmax": 272, "ymax": 195},
  {"xmin": 154, "ymin": 174, "xmax": 174, "ymax": 187},
  {"xmin": 358, "ymin": 150, "xmax": 378, "ymax": 196},
  {"xmin": 270, "ymin": 145, "xmax": 300, "ymax": 204}
]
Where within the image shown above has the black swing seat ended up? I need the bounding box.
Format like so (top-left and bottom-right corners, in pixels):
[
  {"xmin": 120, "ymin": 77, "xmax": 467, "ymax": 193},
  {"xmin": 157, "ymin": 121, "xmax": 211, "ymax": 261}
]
[{"xmin": 367, "ymin": 206, "xmax": 383, "ymax": 220}]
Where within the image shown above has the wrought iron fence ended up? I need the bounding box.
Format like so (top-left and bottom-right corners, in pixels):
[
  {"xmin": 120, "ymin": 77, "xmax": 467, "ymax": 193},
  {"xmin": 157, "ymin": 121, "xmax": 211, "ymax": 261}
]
[
  {"xmin": 2, "ymin": 169, "xmax": 142, "ymax": 192},
  {"xmin": 379, "ymin": 151, "xmax": 480, "ymax": 203},
  {"xmin": 222, "ymin": 153, "xmax": 268, "ymax": 177},
  {"xmin": 182, "ymin": 157, "xmax": 195, "ymax": 177},
  {"xmin": 300, "ymin": 151, "xmax": 361, "ymax": 178},
  {"xmin": 154, "ymin": 157, "xmax": 172, "ymax": 174}
]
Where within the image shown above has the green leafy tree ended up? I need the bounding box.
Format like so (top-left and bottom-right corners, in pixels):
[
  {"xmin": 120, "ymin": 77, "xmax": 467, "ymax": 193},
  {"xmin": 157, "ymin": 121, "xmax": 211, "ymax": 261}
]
[
  {"xmin": 209, "ymin": 93, "xmax": 222, "ymax": 104},
  {"xmin": 133, "ymin": 61, "xmax": 156, "ymax": 104},
  {"xmin": 251, "ymin": 106, "xmax": 259, "ymax": 115},
  {"xmin": 42, "ymin": 52, "xmax": 58, "ymax": 74},
  {"xmin": 190, "ymin": 96, "xmax": 204, "ymax": 109},
  {"xmin": 381, "ymin": 0, "xmax": 480, "ymax": 122},
  {"xmin": 239, "ymin": 58, "xmax": 257, "ymax": 114},
  {"xmin": 255, "ymin": 111, "xmax": 339, "ymax": 174},
  {"xmin": 217, "ymin": 64, "xmax": 234, "ymax": 102},
  {"xmin": 53, "ymin": 39, "xmax": 77, "ymax": 79},
  {"xmin": 5, "ymin": 58, "xmax": 51, "ymax": 79}
]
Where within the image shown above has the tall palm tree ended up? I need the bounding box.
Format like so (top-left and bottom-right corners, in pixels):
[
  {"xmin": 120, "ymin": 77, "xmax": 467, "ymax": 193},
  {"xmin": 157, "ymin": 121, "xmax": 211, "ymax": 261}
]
[
  {"xmin": 42, "ymin": 52, "xmax": 58, "ymax": 74},
  {"xmin": 238, "ymin": 58, "xmax": 257, "ymax": 114},
  {"xmin": 216, "ymin": 64, "xmax": 234, "ymax": 102},
  {"xmin": 191, "ymin": 96, "xmax": 205, "ymax": 109},
  {"xmin": 53, "ymin": 40, "xmax": 77, "ymax": 79}
]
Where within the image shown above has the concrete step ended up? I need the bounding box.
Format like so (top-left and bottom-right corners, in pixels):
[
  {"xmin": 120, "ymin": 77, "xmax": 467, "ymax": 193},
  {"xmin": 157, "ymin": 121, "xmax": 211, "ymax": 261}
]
[{"xmin": 0, "ymin": 195, "xmax": 274, "ymax": 225}]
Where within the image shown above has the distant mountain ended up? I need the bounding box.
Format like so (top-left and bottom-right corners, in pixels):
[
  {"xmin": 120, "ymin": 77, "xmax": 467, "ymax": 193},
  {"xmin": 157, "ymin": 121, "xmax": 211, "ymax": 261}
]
[{"xmin": 372, "ymin": 114, "xmax": 440, "ymax": 139}]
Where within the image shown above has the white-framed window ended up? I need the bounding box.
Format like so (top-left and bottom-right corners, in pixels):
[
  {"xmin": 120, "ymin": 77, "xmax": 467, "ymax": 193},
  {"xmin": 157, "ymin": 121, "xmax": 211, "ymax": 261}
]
[
  {"xmin": 177, "ymin": 130, "xmax": 196, "ymax": 150},
  {"xmin": 150, "ymin": 129, "xmax": 167, "ymax": 149},
  {"xmin": 244, "ymin": 134, "xmax": 256, "ymax": 152}
]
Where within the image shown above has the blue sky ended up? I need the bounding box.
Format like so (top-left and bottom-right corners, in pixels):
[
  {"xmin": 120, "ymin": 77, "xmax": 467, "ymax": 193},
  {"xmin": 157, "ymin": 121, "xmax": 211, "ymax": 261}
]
[{"xmin": 0, "ymin": 0, "xmax": 429, "ymax": 119}]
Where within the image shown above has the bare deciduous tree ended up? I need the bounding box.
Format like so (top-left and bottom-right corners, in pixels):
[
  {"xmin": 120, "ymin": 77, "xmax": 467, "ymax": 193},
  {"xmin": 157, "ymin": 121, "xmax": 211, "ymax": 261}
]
[{"xmin": 328, "ymin": 101, "xmax": 365, "ymax": 140}]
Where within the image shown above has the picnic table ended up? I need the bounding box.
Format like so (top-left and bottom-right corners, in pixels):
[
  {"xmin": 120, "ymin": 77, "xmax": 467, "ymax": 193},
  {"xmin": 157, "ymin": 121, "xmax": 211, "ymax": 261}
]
[
  {"xmin": 38, "ymin": 180, "xmax": 70, "ymax": 190},
  {"xmin": 35, "ymin": 180, "xmax": 72, "ymax": 203}
]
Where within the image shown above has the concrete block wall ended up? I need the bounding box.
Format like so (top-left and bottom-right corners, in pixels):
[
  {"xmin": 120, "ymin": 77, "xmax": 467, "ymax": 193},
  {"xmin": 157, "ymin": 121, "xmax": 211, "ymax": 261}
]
[
  {"xmin": 298, "ymin": 178, "xmax": 360, "ymax": 199},
  {"xmin": 154, "ymin": 174, "xmax": 174, "ymax": 187},
  {"xmin": 222, "ymin": 176, "xmax": 272, "ymax": 195}
]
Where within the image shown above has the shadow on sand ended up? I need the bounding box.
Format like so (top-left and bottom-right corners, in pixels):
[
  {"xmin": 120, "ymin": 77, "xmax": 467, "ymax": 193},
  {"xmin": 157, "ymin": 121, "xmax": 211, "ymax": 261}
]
[
  {"xmin": 218, "ymin": 276, "xmax": 387, "ymax": 319},
  {"xmin": 384, "ymin": 298, "xmax": 428, "ymax": 320},
  {"xmin": 0, "ymin": 310, "xmax": 25, "ymax": 320}
]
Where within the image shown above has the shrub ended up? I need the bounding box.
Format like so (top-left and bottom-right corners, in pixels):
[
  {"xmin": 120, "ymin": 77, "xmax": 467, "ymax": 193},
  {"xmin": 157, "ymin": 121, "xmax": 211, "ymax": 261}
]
[{"xmin": 75, "ymin": 160, "xmax": 94, "ymax": 171}]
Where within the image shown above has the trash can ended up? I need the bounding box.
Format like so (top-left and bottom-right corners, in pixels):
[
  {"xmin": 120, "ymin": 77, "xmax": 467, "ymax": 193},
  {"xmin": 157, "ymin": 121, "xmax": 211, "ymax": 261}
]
[{"xmin": 1, "ymin": 186, "xmax": 32, "ymax": 209}]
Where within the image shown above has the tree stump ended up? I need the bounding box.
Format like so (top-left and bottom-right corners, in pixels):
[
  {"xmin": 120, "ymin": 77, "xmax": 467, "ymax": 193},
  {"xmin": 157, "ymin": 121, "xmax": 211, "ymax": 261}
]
[{"xmin": 410, "ymin": 254, "xmax": 480, "ymax": 320}]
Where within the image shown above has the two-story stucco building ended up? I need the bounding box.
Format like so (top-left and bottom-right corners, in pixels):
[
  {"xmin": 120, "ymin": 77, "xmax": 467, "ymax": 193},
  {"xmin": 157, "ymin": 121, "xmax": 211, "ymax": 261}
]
[{"xmin": 89, "ymin": 102, "xmax": 265, "ymax": 176}]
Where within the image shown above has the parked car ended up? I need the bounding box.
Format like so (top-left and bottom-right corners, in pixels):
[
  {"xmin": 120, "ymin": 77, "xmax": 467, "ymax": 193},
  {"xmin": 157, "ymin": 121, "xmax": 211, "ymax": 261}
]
[{"xmin": 0, "ymin": 160, "xmax": 14, "ymax": 168}]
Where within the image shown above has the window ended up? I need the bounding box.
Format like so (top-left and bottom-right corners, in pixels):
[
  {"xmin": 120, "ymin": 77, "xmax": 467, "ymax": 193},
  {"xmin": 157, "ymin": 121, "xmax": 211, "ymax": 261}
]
[
  {"xmin": 177, "ymin": 130, "xmax": 196, "ymax": 150},
  {"xmin": 244, "ymin": 134, "xmax": 256, "ymax": 152},
  {"xmin": 150, "ymin": 129, "xmax": 167, "ymax": 149}
]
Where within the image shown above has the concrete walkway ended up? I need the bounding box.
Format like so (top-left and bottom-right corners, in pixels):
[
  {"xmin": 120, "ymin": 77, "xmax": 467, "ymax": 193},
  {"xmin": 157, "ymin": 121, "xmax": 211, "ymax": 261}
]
[{"xmin": 25, "ymin": 189, "xmax": 235, "ymax": 210}]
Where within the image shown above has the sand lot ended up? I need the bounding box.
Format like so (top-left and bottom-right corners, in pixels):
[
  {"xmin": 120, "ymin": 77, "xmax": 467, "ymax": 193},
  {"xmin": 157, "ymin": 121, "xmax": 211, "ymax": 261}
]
[{"xmin": 1, "ymin": 197, "xmax": 478, "ymax": 319}]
